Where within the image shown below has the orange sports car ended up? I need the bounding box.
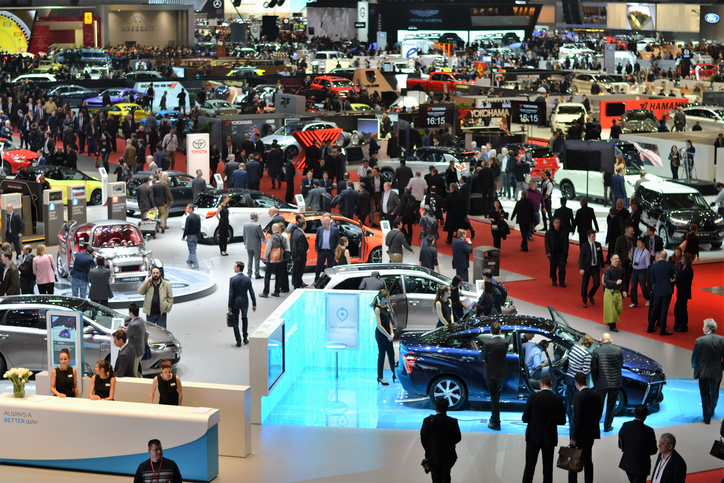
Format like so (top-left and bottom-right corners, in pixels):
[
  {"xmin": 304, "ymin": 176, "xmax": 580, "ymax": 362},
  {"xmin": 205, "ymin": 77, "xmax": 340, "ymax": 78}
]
[{"xmin": 262, "ymin": 211, "xmax": 384, "ymax": 271}]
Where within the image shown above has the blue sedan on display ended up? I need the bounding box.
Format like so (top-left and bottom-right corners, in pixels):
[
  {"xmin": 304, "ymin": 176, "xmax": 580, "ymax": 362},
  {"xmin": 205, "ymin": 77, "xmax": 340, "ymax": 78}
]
[
  {"xmin": 396, "ymin": 307, "xmax": 666, "ymax": 412},
  {"xmin": 82, "ymin": 88, "xmax": 142, "ymax": 109}
]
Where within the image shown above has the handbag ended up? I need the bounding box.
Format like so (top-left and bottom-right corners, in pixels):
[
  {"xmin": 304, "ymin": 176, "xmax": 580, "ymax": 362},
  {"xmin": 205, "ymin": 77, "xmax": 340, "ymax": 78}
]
[
  {"xmin": 557, "ymin": 445, "xmax": 584, "ymax": 472},
  {"xmin": 141, "ymin": 343, "xmax": 152, "ymax": 361},
  {"xmin": 226, "ymin": 310, "xmax": 237, "ymax": 328},
  {"xmin": 711, "ymin": 439, "xmax": 724, "ymax": 460}
]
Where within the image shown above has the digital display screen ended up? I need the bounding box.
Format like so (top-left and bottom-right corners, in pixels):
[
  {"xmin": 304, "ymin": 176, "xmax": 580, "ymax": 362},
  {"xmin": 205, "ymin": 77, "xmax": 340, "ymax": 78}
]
[
  {"xmin": 418, "ymin": 104, "xmax": 453, "ymax": 128},
  {"xmin": 357, "ymin": 118, "xmax": 379, "ymax": 136},
  {"xmin": 512, "ymin": 101, "xmax": 546, "ymax": 126},
  {"xmin": 49, "ymin": 314, "xmax": 80, "ymax": 366}
]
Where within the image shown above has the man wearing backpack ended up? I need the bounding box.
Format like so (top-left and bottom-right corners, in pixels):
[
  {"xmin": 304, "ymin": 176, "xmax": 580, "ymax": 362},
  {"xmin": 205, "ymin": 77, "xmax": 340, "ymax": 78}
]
[
  {"xmin": 260, "ymin": 222, "xmax": 290, "ymax": 298},
  {"xmin": 419, "ymin": 205, "xmax": 439, "ymax": 247}
]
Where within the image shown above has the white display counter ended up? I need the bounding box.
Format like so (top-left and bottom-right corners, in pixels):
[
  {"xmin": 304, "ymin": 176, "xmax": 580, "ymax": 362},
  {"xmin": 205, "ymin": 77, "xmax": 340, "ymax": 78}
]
[
  {"xmin": 35, "ymin": 371, "xmax": 251, "ymax": 458},
  {"xmin": 0, "ymin": 392, "xmax": 219, "ymax": 481}
]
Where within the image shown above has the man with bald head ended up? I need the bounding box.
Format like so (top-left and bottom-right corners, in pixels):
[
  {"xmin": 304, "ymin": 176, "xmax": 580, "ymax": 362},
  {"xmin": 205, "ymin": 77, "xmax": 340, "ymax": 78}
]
[{"xmin": 591, "ymin": 332, "xmax": 623, "ymax": 433}]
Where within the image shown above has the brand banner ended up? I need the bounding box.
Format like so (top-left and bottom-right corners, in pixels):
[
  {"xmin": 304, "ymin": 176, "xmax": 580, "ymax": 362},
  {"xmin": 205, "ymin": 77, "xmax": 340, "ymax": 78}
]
[
  {"xmin": 187, "ymin": 134, "xmax": 210, "ymax": 182},
  {"xmin": 327, "ymin": 293, "xmax": 360, "ymax": 349}
]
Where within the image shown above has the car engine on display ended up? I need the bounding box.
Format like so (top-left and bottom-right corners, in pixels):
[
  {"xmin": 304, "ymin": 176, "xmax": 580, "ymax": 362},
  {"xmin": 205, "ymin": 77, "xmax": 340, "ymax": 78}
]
[{"xmin": 2, "ymin": 2, "xmax": 724, "ymax": 480}]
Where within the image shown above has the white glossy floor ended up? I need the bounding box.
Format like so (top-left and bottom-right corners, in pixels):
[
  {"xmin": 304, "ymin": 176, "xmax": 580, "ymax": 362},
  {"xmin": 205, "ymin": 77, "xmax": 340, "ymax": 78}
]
[{"xmin": 2, "ymin": 150, "xmax": 723, "ymax": 482}]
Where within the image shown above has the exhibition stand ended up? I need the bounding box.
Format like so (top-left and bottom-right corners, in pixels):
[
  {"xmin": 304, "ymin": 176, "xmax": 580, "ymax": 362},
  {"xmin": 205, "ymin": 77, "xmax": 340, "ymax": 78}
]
[
  {"xmin": 35, "ymin": 372, "xmax": 251, "ymax": 458},
  {"xmin": 250, "ymin": 289, "xmax": 378, "ymax": 424},
  {"xmin": 0, "ymin": 393, "xmax": 219, "ymax": 482}
]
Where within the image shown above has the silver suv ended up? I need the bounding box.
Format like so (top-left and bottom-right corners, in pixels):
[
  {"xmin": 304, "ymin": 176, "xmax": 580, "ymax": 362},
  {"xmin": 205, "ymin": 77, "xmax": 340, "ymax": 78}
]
[
  {"xmin": 313, "ymin": 264, "xmax": 479, "ymax": 330},
  {"xmin": 665, "ymin": 105, "xmax": 724, "ymax": 131},
  {"xmin": 0, "ymin": 296, "xmax": 182, "ymax": 376}
]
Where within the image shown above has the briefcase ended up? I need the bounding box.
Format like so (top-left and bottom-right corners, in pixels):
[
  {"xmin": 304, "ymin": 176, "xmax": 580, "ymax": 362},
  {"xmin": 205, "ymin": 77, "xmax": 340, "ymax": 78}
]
[
  {"xmin": 557, "ymin": 446, "xmax": 583, "ymax": 472},
  {"xmin": 226, "ymin": 310, "xmax": 236, "ymax": 328},
  {"xmin": 710, "ymin": 439, "xmax": 724, "ymax": 460}
]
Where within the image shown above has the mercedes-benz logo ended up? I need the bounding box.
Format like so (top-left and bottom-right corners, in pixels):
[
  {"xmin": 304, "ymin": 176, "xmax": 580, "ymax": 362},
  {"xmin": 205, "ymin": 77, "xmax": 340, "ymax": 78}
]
[
  {"xmin": 192, "ymin": 139, "xmax": 207, "ymax": 149},
  {"xmin": 213, "ymin": 0, "xmax": 222, "ymax": 8}
]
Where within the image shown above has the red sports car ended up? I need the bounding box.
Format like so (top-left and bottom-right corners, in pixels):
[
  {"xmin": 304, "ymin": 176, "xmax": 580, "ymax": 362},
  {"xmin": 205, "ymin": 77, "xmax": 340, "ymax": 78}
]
[
  {"xmin": 0, "ymin": 139, "xmax": 36, "ymax": 174},
  {"xmin": 309, "ymin": 76, "xmax": 360, "ymax": 96},
  {"xmin": 690, "ymin": 64, "xmax": 718, "ymax": 80},
  {"xmin": 502, "ymin": 143, "xmax": 561, "ymax": 182}
]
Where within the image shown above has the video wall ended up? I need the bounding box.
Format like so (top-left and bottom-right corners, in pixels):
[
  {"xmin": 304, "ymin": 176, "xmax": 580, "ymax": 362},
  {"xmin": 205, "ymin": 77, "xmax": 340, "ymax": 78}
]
[{"xmin": 607, "ymin": 3, "xmax": 699, "ymax": 33}]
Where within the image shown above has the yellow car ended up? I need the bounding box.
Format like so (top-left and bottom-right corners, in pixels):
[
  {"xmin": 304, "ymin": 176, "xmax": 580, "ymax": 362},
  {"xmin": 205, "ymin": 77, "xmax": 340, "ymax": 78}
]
[
  {"xmin": 109, "ymin": 103, "xmax": 149, "ymax": 122},
  {"xmin": 350, "ymin": 103, "xmax": 371, "ymax": 111},
  {"xmin": 17, "ymin": 166, "xmax": 104, "ymax": 205}
]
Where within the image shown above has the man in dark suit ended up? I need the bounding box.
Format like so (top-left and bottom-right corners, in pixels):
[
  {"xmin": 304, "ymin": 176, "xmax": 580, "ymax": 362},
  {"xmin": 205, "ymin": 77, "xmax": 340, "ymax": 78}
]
[
  {"xmin": 618, "ymin": 405, "xmax": 658, "ymax": 483},
  {"xmin": 0, "ymin": 251, "xmax": 20, "ymax": 296},
  {"xmin": 300, "ymin": 171, "xmax": 315, "ymax": 199},
  {"xmin": 511, "ymin": 190, "xmax": 535, "ymax": 252},
  {"xmin": 579, "ymin": 230, "xmax": 604, "ymax": 308},
  {"xmin": 228, "ymin": 261, "xmax": 257, "ymax": 346},
  {"xmin": 315, "ymin": 214, "xmax": 340, "ymax": 280},
  {"xmin": 521, "ymin": 374, "xmax": 567, "ymax": 483},
  {"xmin": 573, "ymin": 198, "xmax": 599, "ymax": 245},
  {"xmin": 648, "ymin": 250, "xmax": 675, "ymax": 335},
  {"xmin": 645, "ymin": 226, "xmax": 664, "ymax": 263},
  {"xmin": 451, "ymin": 229, "xmax": 473, "ymax": 282},
  {"xmin": 553, "ymin": 198, "xmax": 574, "ymax": 236},
  {"xmin": 306, "ymin": 139, "xmax": 321, "ymax": 178},
  {"xmin": 381, "ymin": 182, "xmax": 400, "ymax": 223},
  {"xmin": 478, "ymin": 322, "xmax": 509, "ymax": 431},
  {"xmin": 591, "ymin": 332, "xmax": 623, "ymax": 432},
  {"xmin": 569, "ymin": 372, "xmax": 603, "ymax": 483},
  {"xmin": 113, "ymin": 330, "xmax": 136, "ymax": 377},
  {"xmin": 544, "ymin": 217, "xmax": 569, "ymax": 287},
  {"xmin": 290, "ymin": 219, "xmax": 309, "ymax": 289},
  {"xmin": 610, "ymin": 119, "xmax": 622, "ymax": 139},
  {"xmin": 4, "ymin": 203, "xmax": 25, "ymax": 258},
  {"xmin": 692, "ymin": 318, "xmax": 724, "ymax": 424},
  {"xmin": 420, "ymin": 398, "xmax": 462, "ymax": 483},
  {"xmin": 651, "ymin": 433, "xmax": 687, "ymax": 483},
  {"xmin": 392, "ymin": 158, "xmax": 413, "ymax": 192}
]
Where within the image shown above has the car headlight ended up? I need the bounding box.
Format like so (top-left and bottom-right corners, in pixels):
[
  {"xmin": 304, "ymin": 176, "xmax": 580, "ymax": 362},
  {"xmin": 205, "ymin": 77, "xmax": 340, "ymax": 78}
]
[
  {"xmin": 670, "ymin": 217, "xmax": 689, "ymax": 226},
  {"xmin": 113, "ymin": 265, "xmax": 120, "ymax": 273},
  {"xmin": 628, "ymin": 367, "xmax": 659, "ymax": 376},
  {"xmin": 149, "ymin": 342, "xmax": 167, "ymax": 350}
]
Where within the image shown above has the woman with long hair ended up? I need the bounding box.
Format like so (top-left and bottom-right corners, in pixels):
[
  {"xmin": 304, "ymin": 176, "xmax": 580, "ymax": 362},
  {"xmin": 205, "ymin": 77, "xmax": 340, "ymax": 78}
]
[
  {"xmin": 99, "ymin": 131, "xmax": 111, "ymax": 172},
  {"xmin": 372, "ymin": 289, "xmax": 395, "ymax": 386},
  {"xmin": 335, "ymin": 236, "xmax": 351, "ymax": 265},
  {"xmin": 434, "ymin": 285, "xmax": 453, "ymax": 328},
  {"xmin": 51, "ymin": 348, "xmax": 78, "ymax": 398},
  {"xmin": 489, "ymin": 199, "xmax": 507, "ymax": 249},
  {"xmin": 90, "ymin": 360, "xmax": 116, "ymax": 401},
  {"xmin": 669, "ymin": 145, "xmax": 680, "ymax": 179},
  {"xmin": 215, "ymin": 194, "xmax": 230, "ymax": 256},
  {"xmin": 33, "ymin": 244, "xmax": 56, "ymax": 294}
]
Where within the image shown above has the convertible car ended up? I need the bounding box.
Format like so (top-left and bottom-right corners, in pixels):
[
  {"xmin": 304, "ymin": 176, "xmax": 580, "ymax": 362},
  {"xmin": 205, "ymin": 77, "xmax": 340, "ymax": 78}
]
[
  {"xmin": 15, "ymin": 166, "xmax": 103, "ymax": 205},
  {"xmin": 57, "ymin": 220, "xmax": 155, "ymax": 284},
  {"xmin": 396, "ymin": 307, "xmax": 666, "ymax": 412}
]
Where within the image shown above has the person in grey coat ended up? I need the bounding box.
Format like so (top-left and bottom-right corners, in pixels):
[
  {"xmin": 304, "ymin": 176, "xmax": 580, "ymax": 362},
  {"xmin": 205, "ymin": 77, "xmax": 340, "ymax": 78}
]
[
  {"xmin": 306, "ymin": 180, "xmax": 326, "ymax": 211},
  {"xmin": 692, "ymin": 318, "xmax": 724, "ymax": 424},
  {"xmin": 137, "ymin": 177, "xmax": 155, "ymax": 221},
  {"xmin": 590, "ymin": 332, "xmax": 623, "ymax": 433},
  {"xmin": 192, "ymin": 169, "xmax": 207, "ymax": 201},
  {"xmin": 358, "ymin": 271, "xmax": 386, "ymax": 290},
  {"xmin": 123, "ymin": 302, "xmax": 146, "ymax": 378},
  {"xmin": 89, "ymin": 257, "xmax": 114, "ymax": 307},
  {"xmin": 223, "ymin": 155, "xmax": 239, "ymax": 187},
  {"xmin": 242, "ymin": 212, "xmax": 264, "ymax": 279}
]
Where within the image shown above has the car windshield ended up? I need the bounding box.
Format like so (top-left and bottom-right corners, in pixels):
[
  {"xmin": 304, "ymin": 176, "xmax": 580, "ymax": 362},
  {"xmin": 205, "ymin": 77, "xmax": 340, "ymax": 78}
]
[
  {"xmin": 0, "ymin": 140, "xmax": 21, "ymax": 150},
  {"xmin": 74, "ymin": 299, "xmax": 128, "ymax": 330},
  {"xmin": 450, "ymin": 73, "xmax": 468, "ymax": 81},
  {"xmin": 661, "ymin": 193, "xmax": 709, "ymax": 211},
  {"xmin": 332, "ymin": 80, "xmax": 353, "ymax": 87},
  {"xmin": 558, "ymin": 105, "xmax": 585, "ymax": 115},
  {"xmin": 551, "ymin": 323, "xmax": 599, "ymax": 349},
  {"xmin": 624, "ymin": 111, "xmax": 656, "ymax": 121},
  {"xmin": 92, "ymin": 225, "xmax": 144, "ymax": 247},
  {"xmin": 275, "ymin": 122, "xmax": 305, "ymax": 135},
  {"xmin": 530, "ymin": 148, "xmax": 554, "ymax": 158}
]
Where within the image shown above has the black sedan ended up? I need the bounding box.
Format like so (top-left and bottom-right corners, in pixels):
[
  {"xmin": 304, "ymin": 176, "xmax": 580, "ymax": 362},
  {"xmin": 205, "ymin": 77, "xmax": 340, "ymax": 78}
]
[
  {"xmin": 126, "ymin": 171, "xmax": 213, "ymax": 216},
  {"xmin": 396, "ymin": 307, "xmax": 666, "ymax": 412},
  {"xmin": 46, "ymin": 85, "xmax": 97, "ymax": 107}
]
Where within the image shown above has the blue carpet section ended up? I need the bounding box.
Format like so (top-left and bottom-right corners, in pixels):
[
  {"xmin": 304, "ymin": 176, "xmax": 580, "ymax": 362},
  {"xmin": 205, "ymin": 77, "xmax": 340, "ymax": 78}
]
[
  {"xmin": 0, "ymin": 424, "xmax": 219, "ymax": 482},
  {"xmin": 264, "ymin": 369, "xmax": 718, "ymax": 435}
]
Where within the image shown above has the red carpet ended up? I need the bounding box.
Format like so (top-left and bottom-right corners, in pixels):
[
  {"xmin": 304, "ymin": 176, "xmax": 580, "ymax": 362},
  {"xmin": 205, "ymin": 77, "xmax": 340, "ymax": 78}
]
[
  {"xmin": 419, "ymin": 217, "xmax": 724, "ymax": 352},
  {"xmin": 687, "ymin": 468, "xmax": 724, "ymax": 483}
]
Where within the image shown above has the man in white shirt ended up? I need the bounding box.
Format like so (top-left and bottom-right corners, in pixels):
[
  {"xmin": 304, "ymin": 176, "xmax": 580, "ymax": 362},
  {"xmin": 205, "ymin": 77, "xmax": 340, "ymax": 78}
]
[
  {"xmin": 357, "ymin": 159, "xmax": 370, "ymax": 181},
  {"xmin": 408, "ymin": 171, "xmax": 427, "ymax": 202}
]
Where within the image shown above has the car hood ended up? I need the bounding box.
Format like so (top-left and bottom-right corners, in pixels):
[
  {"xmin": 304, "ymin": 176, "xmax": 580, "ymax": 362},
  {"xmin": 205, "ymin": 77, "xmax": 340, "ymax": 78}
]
[
  {"xmin": 668, "ymin": 209, "xmax": 721, "ymax": 222},
  {"xmin": 620, "ymin": 346, "xmax": 662, "ymax": 372},
  {"xmin": 145, "ymin": 321, "xmax": 176, "ymax": 344},
  {"xmin": 554, "ymin": 113, "xmax": 582, "ymax": 123},
  {"xmin": 4, "ymin": 148, "xmax": 38, "ymax": 159}
]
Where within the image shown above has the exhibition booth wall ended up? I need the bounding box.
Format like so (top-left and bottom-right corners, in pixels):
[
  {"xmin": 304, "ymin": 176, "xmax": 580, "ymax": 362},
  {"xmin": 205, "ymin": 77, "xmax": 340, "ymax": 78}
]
[
  {"xmin": 250, "ymin": 289, "xmax": 378, "ymax": 424},
  {"xmin": 35, "ymin": 372, "xmax": 251, "ymax": 458}
]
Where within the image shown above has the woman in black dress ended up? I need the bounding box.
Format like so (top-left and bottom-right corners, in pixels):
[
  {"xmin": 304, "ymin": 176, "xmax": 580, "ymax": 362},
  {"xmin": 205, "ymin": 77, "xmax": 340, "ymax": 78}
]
[
  {"xmin": 334, "ymin": 236, "xmax": 351, "ymax": 265},
  {"xmin": 434, "ymin": 285, "xmax": 454, "ymax": 328},
  {"xmin": 90, "ymin": 360, "xmax": 116, "ymax": 401},
  {"xmin": 210, "ymin": 143, "xmax": 221, "ymax": 183},
  {"xmin": 216, "ymin": 194, "xmax": 230, "ymax": 256},
  {"xmin": 450, "ymin": 276, "xmax": 465, "ymax": 321},
  {"xmin": 149, "ymin": 360, "xmax": 183, "ymax": 406},
  {"xmin": 373, "ymin": 289, "xmax": 395, "ymax": 386},
  {"xmin": 50, "ymin": 348, "xmax": 78, "ymax": 398},
  {"xmin": 674, "ymin": 254, "xmax": 694, "ymax": 332},
  {"xmin": 682, "ymin": 224, "xmax": 700, "ymax": 262},
  {"xmin": 489, "ymin": 199, "xmax": 508, "ymax": 249}
]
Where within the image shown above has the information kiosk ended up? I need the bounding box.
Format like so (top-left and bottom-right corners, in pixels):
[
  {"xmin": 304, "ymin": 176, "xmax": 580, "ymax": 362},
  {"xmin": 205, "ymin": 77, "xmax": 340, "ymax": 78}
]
[
  {"xmin": 107, "ymin": 182, "xmax": 127, "ymax": 219},
  {"xmin": 67, "ymin": 184, "xmax": 86, "ymax": 224},
  {"xmin": 43, "ymin": 189, "xmax": 64, "ymax": 246}
]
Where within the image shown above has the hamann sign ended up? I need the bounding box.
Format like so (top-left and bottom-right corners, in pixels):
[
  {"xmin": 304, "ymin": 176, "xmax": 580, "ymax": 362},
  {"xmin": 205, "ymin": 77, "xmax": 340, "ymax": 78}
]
[{"xmin": 705, "ymin": 13, "xmax": 720, "ymax": 24}]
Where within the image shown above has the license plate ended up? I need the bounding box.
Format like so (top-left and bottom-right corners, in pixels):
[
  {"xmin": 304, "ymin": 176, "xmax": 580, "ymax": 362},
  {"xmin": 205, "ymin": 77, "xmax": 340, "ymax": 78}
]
[{"xmin": 120, "ymin": 276, "xmax": 143, "ymax": 282}]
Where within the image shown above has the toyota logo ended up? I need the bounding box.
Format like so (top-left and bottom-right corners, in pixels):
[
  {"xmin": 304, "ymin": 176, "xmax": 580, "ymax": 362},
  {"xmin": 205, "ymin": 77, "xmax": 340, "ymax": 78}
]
[
  {"xmin": 213, "ymin": 0, "xmax": 223, "ymax": 8},
  {"xmin": 192, "ymin": 139, "xmax": 207, "ymax": 149}
]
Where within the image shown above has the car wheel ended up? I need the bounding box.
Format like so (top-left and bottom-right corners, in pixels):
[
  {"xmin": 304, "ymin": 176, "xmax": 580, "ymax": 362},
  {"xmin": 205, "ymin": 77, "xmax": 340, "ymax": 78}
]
[
  {"xmin": 285, "ymin": 146, "xmax": 299, "ymax": 161},
  {"xmin": 429, "ymin": 376, "xmax": 467, "ymax": 411},
  {"xmin": 2, "ymin": 161, "xmax": 12, "ymax": 176},
  {"xmin": 57, "ymin": 254, "xmax": 68, "ymax": 278},
  {"xmin": 89, "ymin": 189, "xmax": 102, "ymax": 205},
  {"xmin": 614, "ymin": 389, "xmax": 627, "ymax": 416},
  {"xmin": 572, "ymin": 85, "xmax": 579, "ymax": 93},
  {"xmin": 350, "ymin": 131, "xmax": 361, "ymax": 146},
  {"xmin": 381, "ymin": 168, "xmax": 394, "ymax": 185},
  {"xmin": 560, "ymin": 180, "xmax": 575, "ymax": 200},
  {"xmin": 213, "ymin": 226, "xmax": 233, "ymax": 245},
  {"xmin": 368, "ymin": 247, "xmax": 382, "ymax": 263},
  {"xmin": 335, "ymin": 132, "xmax": 351, "ymax": 148},
  {"xmin": 657, "ymin": 225, "xmax": 670, "ymax": 248},
  {"xmin": 711, "ymin": 242, "xmax": 723, "ymax": 249}
]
